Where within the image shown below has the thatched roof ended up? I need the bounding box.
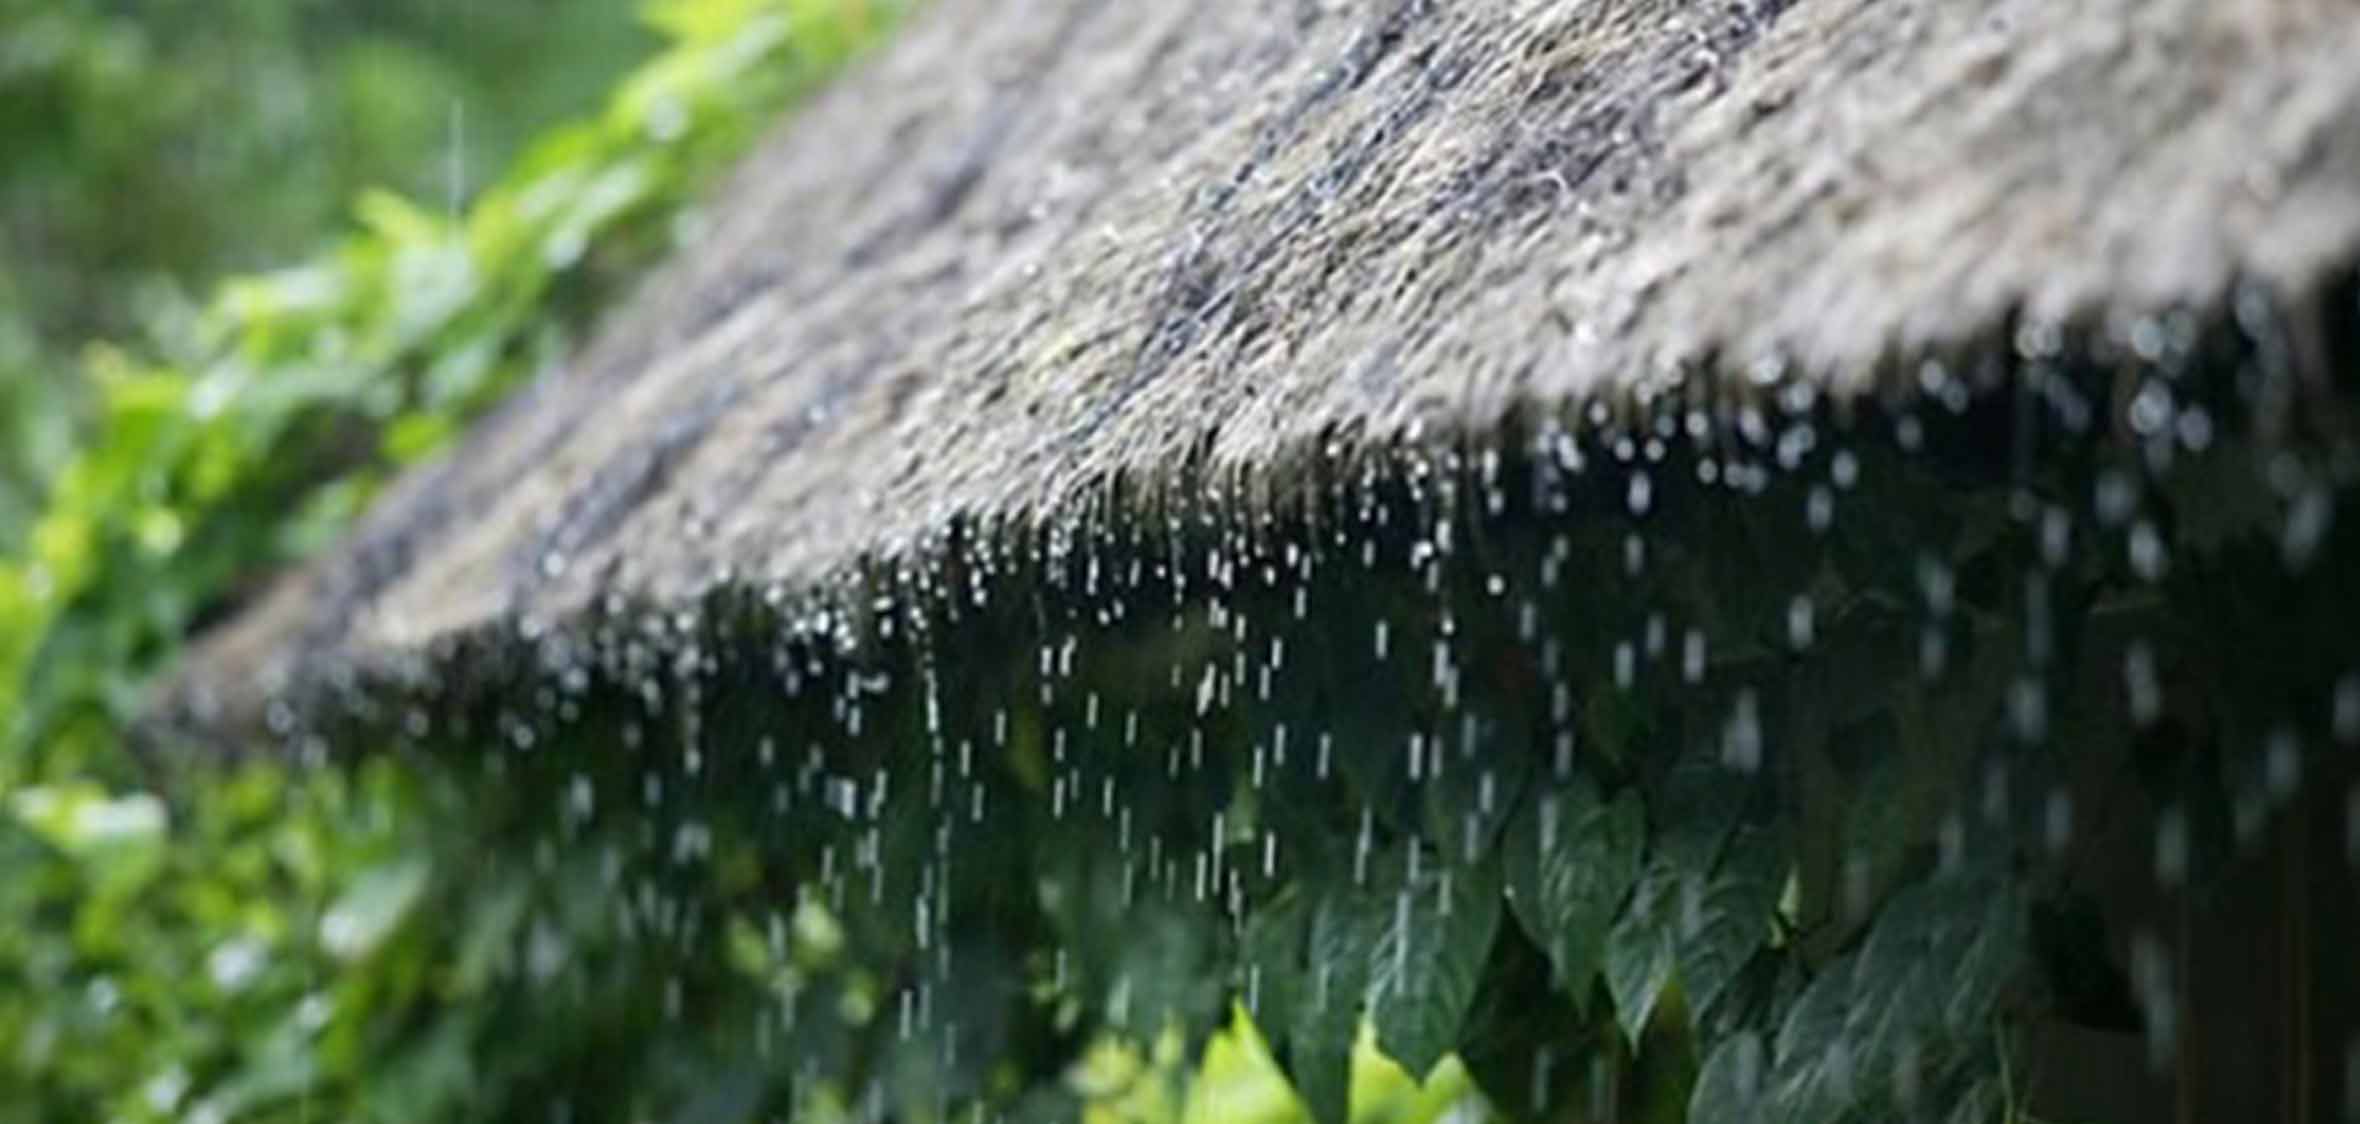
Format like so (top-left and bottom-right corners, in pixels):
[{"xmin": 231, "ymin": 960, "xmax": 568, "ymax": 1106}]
[{"xmin": 170, "ymin": 0, "xmax": 2360, "ymax": 734}]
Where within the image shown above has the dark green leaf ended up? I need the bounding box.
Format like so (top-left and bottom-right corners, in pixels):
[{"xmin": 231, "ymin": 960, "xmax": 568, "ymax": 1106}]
[
  {"xmin": 1294, "ymin": 881, "xmax": 1378, "ymax": 1124},
  {"xmin": 1457, "ymin": 922, "xmax": 1601, "ymax": 1120},
  {"xmin": 1365, "ymin": 853, "xmax": 1500, "ymax": 1077},
  {"xmin": 1241, "ymin": 886, "xmax": 1312, "ymax": 1052},
  {"xmin": 1503, "ymin": 779, "xmax": 1643, "ymax": 1001},
  {"xmin": 1673, "ymin": 842, "xmax": 1783, "ymax": 1022},
  {"xmin": 1651, "ymin": 750, "xmax": 1750, "ymax": 878},
  {"xmin": 1767, "ymin": 957, "xmax": 1857, "ymax": 1120},
  {"xmin": 1285, "ymin": 841, "xmax": 1503, "ymax": 1121},
  {"xmin": 1689, "ymin": 1030, "xmax": 1768, "ymax": 1124},
  {"xmin": 1605, "ymin": 867, "xmax": 1679, "ymax": 1045}
]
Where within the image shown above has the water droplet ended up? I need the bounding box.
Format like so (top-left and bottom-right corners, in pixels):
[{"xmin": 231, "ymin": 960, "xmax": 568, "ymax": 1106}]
[
  {"xmin": 1723, "ymin": 690, "xmax": 1762, "ymax": 772},
  {"xmin": 2265, "ymin": 729, "xmax": 2302, "ymax": 805},
  {"xmin": 1805, "ymin": 485, "xmax": 1834, "ymax": 533},
  {"xmin": 2128, "ymin": 381, "xmax": 2174, "ymax": 437},
  {"xmin": 2095, "ymin": 471, "xmax": 2139, "ymax": 527},
  {"xmin": 2130, "ymin": 932, "xmax": 2177, "ymax": 1070},
  {"xmin": 2041, "ymin": 507, "xmax": 2073, "ymax": 567},
  {"xmin": 1895, "ymin": 414, "xmax": 1924, "ymax": 451},
  {"xmin": 2044, "ymin": 790, "xmax": 2074, "ymax": 853},
  {"xmin": 2010, "ymin": 677, "xmax": 2048, "ymax": 743},
  {"xmin": 1919, "ymin": 626, "xmax": 1949, "ymax": 680},
  {"xmin": 2284, "ymin": 487, "xmax": 2334, "ymax": 572},
  {"xmin": 2125, "ymin": 642, "xmax": 2162, "ymax": 727},
  {"xmin": 1917, "ymin": 555, "xmax": 1955, "ymax": 617},
  {"xmin": 2129, "ymin": 521, "xmax": 2168, "ymax": 581},
  {"xmin": 2176, "ymin": 406, "xmax": 2214, "ymax": 451}
]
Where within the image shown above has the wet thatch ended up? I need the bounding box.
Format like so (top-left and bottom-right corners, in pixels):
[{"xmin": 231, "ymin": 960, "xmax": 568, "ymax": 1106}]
[{"xmin": 169, "ymin": 0, "xmax": 2360, "ymax": 733}]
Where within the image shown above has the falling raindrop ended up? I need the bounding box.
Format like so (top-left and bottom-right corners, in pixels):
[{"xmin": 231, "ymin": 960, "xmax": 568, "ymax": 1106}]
[
  {"xmin": 2128, "ymin": 521, "xmax": 2168, "ymax": 580},
  {"xmin": 1919, "ymin": 626, "xmax": 1948, "ymax": 680},
  {"xmin": 2125, "ymin": 642, "xmax": 2162, "ymax": 727},
  {"xmin": 2264, "ymin": 729, "xmax": 2302, "ymax": 806},
  {"xmin": 1831, "ymin": 449, "xmax": 1859, "ymax": 490},
  {"xmin": 1723, "ymin": 690, "xmax": 1762, "ymax": 772},
  {"xmin": 2131, "ymin": 932, "xmax": 2177, "ymax": 1071},
  {"xmin": 1786, "ymin": 595, "xmax": 1815, "ymax": 651},
  {"xmin": 1917, "ymin": 555, "xmax": 1955, "ymax": 617},
  {"xmin": 2128, "ymin": 381, "xmax": 2173, "ymax": 437},
  {"xmin": 2009, "ymin": 677, "xmax": 2048, "ymax": 743},
  {"xmin": 2095, "ymin": 471, "xmax": 2139, "ymax": 527},
  {"xmin": 2284, "ymin": 487, "xmax": 2333, "ymax": 572},
  {"xmin": 2041, "ymin": 507, "xmax": 2072, "ymax": 567}
]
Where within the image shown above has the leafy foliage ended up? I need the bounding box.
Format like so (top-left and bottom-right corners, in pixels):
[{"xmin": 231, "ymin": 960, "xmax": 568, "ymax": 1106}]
[
  {"xmin": 0, "ymin": 0, "xmax": 656, "ymax": 541},
  {"xmin": 4, "ymin": 0, "xmax": 2350, "ymax": 1118},
  {"xmin": 0, "ymin": 1, "xmax": 897, "ymax": 1119},
  {"xmin": 0, "ymin": 0, "xmax": 899, "ymax": 782},
  {"xmin": 1504, "ymin": 778, "xmax": 1644, "ymax": 1004}
]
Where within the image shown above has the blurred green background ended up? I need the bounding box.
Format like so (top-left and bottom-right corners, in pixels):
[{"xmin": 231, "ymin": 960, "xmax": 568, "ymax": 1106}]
[{"xmin": 0, "ymin": 0, "xmax": 653, "ymax": 546}]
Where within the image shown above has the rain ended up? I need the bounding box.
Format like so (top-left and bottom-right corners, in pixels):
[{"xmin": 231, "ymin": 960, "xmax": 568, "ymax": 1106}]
[
  {"xmin": 295, "ymin": 303, "xmax": 2360, "ymax": 1119},
  {"xmin": 9, "ymin": 0, "xmax": 2359, "ymax": 1120}
]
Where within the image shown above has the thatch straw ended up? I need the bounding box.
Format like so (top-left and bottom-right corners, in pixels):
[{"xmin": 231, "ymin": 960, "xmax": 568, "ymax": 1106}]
[{"xmin": 169, "ymin": 0, "xmax": 2360, "ymax": 735}]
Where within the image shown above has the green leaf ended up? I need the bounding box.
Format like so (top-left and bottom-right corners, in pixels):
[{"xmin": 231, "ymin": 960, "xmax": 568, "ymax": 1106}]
[
  {"xmin": 318, "ymin": 857, "xmax": 430, "ymax": 962},
  {"xmin": 1365, "ymin": 854, "xmax": 1500, "ymax": 1078},
  {"xmin": 1943, "ymin": 1077, "xmax": 2005, "ymax": 1124},
  {"xmin": 1943, "ymin": 884, "xmax": 2026, "ymax": 1036},
  {"xmin": 1605, "ymin": 826, "xmax": 1781, "ymax": 1049},
  {"xmin": 1604, "ymin": 868, "xmax": 1678, "ymax": 1045},
  {"xmin": 1294, "ymin": 884, "xmax": 1375, "ymax": 1124},
  {"xmin": 1287, "ymin": 843, "xmax": 1502, "ymax": 1123},
  {"xmin": 1652, "ymin": 748, "xmax": 1750, "ymax": 878},
  {"xmin": 1456, "ymin": 923, "xmax": 1599, "ymax": 1120},
  {"xmin": 1765, "ymin": 956, "xmax": 1857, "ymax": 1120},
  {"xmin": 1689, "ymin": 1030, "xmax": 1768, "ymax": 1124},
  {"xmin": 1503, "ymin": 779, "xmax": 1643, "ymax": 1001},
  {"xmin": 8, "ymin": 783, "xmax": 166, "ymax": 856},
  {"xmin": 1759, "ymin": 869, "xmax": 2027, "ymax": 1122},
  {"xmin": 1241, "ymin": 886, "xmax": 1311, "ymax": 1051},
  {"xmin": 1677, "ymin": 826, "xmax": 1785, "ymax": 1020}
]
